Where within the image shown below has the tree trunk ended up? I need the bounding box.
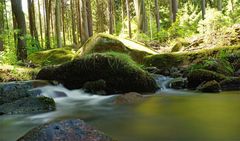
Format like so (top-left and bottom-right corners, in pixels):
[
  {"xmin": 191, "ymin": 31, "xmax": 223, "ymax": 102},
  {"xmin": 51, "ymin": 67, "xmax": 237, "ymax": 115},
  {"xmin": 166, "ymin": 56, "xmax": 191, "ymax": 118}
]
[
  {"xmin": 45, "ymin": 0, "xmax": 51, "ymax": 49},
  {"xmin": 170, "ymin": 0, "xmax": 178, "ymax": 23},
  {"xmin": 28, "ymin": 0, "xmax": 40, "ymax": 48},
  {"xmin": 154, "ymin": 0, "xmax": 160, "ymax": 32},
  {"xmin": 70, "ymin": 0, "xmax": 77, "ymax": 44},
  {"xmin": 37, "ymin": 0, "xmax": 43, "ymax": 48},
  {"xmin": 77, "ymin": 0, "xmax": 81, "ymax": 43},
  {"xmin": 201, "ymin": 0, "xmax": 206, "ymax": 20},
  {"xmin": 231, "ymin": 0, "xmax": 234, "ymax": 12},
  {"xmin": 108, "ymin": 0, "xmax": 114, "ymax": 34},
  {"xmin": 80, "ymin": 0, "xmax": 89, "ymax": 44},
  {"xmin": 86, "ymin": 0, "xmax": 93, "ymax": 37},
  {"xmin": 0, "ymin": 0, "xmax": 4, "ymax": 51},
  {"xmin": 126, "ymin": 0, "xmax": 132, "ymax": 38},
  {"xmin": 217, "ymin": 0, "xmax": 222, "ymax": 11},
  {"xmin": 61, "ymin": 0, "xmax": 66, "ymax": 46},
  {"xmin": 55, "ymin": 0, "xmax": 62, "ymax": 48},
  {"xmin": 134, "ymin": 0, "xmax": 148, "ymax": 33},
  {"xmin": 121, "ymin": 0, "xmax": 125, "ymax": 30},
  {"xmin": 11, "ymin": 0, "xmax": 27, "ymax": 61}
]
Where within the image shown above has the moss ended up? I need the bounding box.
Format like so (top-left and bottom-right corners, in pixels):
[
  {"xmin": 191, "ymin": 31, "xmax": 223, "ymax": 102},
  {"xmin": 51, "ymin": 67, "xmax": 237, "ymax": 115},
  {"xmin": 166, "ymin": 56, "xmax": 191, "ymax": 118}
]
[
  {"xmin": 0, "ymin": 65, "xmax": 39, "ymax": 82},
  {"xmin": 171, "ymin": 42, "xmax": 183, "ymax": 52},
  {"xmin": 197, "ymin": 80, "xmax": 221, "ymax": 93},
  {"xmin": 187, "ymin": 69, "xmax": 226, "ymax": 89},
  {"xmin": 28, "ymin": 48, "xmax": 75, "ymax": 66},
  {"xmin": 144, "ymin": 53, "xmax": 183, "ymax": 69},
  {"xmin": 83, "ymin": 79, "xmax": 106, "ymax": 94},
  {"xmin": 220, "ymin": 77, "xmax": 240, "ymax": 91},
  {"xmin": 188, "ymin": 58, "xmax": 234, "ymax": 76},
  {"xmin": 37, "ymin": 52, "xmax": 158, "ymax": 94},
  {"xmin": 38, "ymin": 97, "xmax": 56, "ymax": 109},
  {"xmin": 76, "ymin": 33, "xmax": 157, "ymax": 63}
]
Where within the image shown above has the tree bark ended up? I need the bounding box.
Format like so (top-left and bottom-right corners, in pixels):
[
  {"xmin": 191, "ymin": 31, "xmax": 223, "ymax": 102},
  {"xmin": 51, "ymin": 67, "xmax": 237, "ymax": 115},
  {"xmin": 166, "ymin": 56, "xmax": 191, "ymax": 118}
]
[
  {"xmin": 134, "ymin": 0, "xmax": 148, "ymax": 33},
  {"xmin": 217, "ymin": 0, "xmax": 222, "ymax": 11},
  {"xmin": 11, "ymin": 0, "xmax": 27, "ymax": 61},
  {"xmin": 55, "ymin": 0, "xmax": 62, "ymax": 48},
  {"xmin": 70, "ymin": 0, "xmax": 77, "ymax": 44},
  {"xmin": 61, "ymin": 0, "xmax": 66, "ymax": 46},
  {"xmin": 80, "ymin": 0, "xmax": 89, "ymax": 44},
  {"xmin": 28, "ymin": 0, "xmax": 40, "ymax": 48},
  {"xmin": 0, "ymin": 0, "xmax": 4, "ymax": 51},
  {"xmin": 45, "ymin": 0, "xmax": 51, "ymax": 48},
  {"xmin": 126, "ymin": 0, "xmax": 132, "ymax": 38},
  {"xmin": 201, "ymin": 0, "xmax": 206, "ymax": 20},
  {"xmin": 38, "ymin": 0, "xmax": 43, "ymax": 48},
  {"xmin": 108, "ymin": 0, "xmax": 114, "ymax": 34},
  {"xmin": 86, "ymin": 0, "xmax": 93, "ymax": 37},
  {"xmin": 170, "ymin": 0, "xmax": 178, "ymax": 23},
  {"xmin": 154, "ymin": 0, "xmax": 160, "ymax": 32}
]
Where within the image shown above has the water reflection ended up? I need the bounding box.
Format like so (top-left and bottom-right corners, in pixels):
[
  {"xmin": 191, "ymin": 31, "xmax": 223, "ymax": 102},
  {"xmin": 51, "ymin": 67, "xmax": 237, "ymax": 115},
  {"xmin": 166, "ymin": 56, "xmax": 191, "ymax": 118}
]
[{"xmin": 1, "ymin": 91, "xmax": 240, "ymax": 141}]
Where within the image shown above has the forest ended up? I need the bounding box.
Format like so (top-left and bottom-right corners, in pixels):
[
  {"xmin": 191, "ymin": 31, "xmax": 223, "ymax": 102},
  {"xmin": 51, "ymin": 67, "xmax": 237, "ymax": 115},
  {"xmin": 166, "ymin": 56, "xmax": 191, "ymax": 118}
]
[{"xmin": 0, "ymin": 0, "xmax": 240, "ymax": 141}]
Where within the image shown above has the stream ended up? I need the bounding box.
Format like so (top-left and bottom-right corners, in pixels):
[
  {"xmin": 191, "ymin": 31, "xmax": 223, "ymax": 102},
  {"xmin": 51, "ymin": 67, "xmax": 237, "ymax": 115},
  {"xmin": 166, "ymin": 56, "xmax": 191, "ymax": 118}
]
[{"xmin": 0, "ymin": 76, "xmax": 240, "ymax": 141}]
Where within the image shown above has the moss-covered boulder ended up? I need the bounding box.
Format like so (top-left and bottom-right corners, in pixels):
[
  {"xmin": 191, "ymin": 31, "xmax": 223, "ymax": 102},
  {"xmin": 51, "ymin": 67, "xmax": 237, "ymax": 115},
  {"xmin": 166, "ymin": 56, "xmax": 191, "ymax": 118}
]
[
  {"xmin": 188, "ymin": 58, "xmax": 234, "ymax": 76},
  {"xmin": 144, "ymin": 53, "xmax": 183, "ymax": 70},
  {"xmin": 168, "ymin": 77, "xmax": 187, "ymax": 89},
  {"xmin": 187, "ymin": 69, "xmax": 226, "ymax": 89},
  {"xmin": 28, "ymin": 48, "xmax": 75, "ymax": 66},
  {"xmin": 76, "ymin": 33, "xmax": 157, "ymax": 63},
  {"xmin": 0, "ymin": 97, "xmax": 55, "ymax": 115},
  {"xmin": 17, "ymin": 119, "xmax": 115, "ymax": 141},
  {"xmin": 83, "ymin": 79, "xmax": 106, "ymax": 94},
  {"xmin": 197, "ymin": 80, "xmax": 221, "ymax": 93},
  {"xmin": 37, "ymin": 52, "xmax": 158, "ymax": 94},
  {"xmin": 220, "ymin": 77, "xmax": 240, "ymax": 91}
]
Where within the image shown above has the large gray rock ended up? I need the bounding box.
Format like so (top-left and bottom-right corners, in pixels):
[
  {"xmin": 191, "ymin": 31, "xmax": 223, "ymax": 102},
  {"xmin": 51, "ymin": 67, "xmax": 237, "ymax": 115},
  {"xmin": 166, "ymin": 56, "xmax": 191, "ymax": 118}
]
[
  {"xmin": 0, "ymin": 80, "xmax": 49, "ymax": 105},
  {"xmin": 0, "ymin": 97, "xmax": 55, "ymax": 115},
  {"xmin": 17, "ymin": 119, "xmax": 116, "ymax": 141},
  {"xmin": 0, "ymin": 80, "xmax": 55, "ymax": 115}
]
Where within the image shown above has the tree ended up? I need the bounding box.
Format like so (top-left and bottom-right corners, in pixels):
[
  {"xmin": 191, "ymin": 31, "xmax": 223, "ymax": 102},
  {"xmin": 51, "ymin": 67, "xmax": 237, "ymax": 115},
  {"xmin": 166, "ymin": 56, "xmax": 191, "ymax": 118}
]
[
  {"xmin": 55, "ymin": 0, "xmax": 62, "ymax": 48},
  {"xmin": 201, "ymin": 0, "xmax": 206, "ymax": 19},
  {"xmin": 217, "ymin": 0, "xmax": 222, "ymax": 11},
  {"xmin": 45, "ymin": 0, "xmax": 51, "ymax": 49},
  {"xmin": 62, "ymin": 0, "xmax": 66, "ymax": 46},
  {"xmin": 86, "ymin": 0, "xmax": 93, "ymax": 37},
  {"xmin": 108, "ymin": 0, "xmax": 114, "ymax": 34},
  {"xmin": 11, "ymin": 0, "xmax": 27, "ymax": 61},
  {"xmin": 37, "ymin": 0, "xmax": 43, "ymax": 48},
  {"xmin": 134, "ymin": 0, "xmax": 148, "ymax": 33},
  {"xmin": 80, "ymin": 0, "xmax": 89, "ymax": 44},
  {"xmin": 70, "ymin": 0, "xmax": 77, "ymax": 44},
  {"xmin": 154, "ymin": 0, "xmax": 160, "ymax": 32},
  {"xmin": 0, "ymin": 0, "xmax": 4, "ymax": 51},
  {"xmin": 170, "ymin": 0, "xmax": 178, "ymax": 23},
  {"xmin": 27, "ymin": 0, "xmax": 40, "ymax": 48},
  {"xmin": 126, "ymin": 0, "xmax": 132, "ymax": 38}
]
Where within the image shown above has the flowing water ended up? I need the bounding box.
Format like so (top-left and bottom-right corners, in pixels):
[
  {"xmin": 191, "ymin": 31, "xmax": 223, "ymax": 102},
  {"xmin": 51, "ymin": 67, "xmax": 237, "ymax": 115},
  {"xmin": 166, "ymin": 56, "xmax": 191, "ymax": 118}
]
[{"xmin": 0, "ymin": 77, "xmax": 240, "ymax": 141}]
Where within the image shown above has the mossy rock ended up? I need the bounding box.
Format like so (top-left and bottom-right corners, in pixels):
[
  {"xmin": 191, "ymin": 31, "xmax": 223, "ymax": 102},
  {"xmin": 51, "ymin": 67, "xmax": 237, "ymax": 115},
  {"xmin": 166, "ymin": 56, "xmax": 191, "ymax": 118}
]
[
  {"xmin": 76, "ymin": 33, "xmax": 157, "ymax": 63},
  {"xmin": 0, "ymin": 65, "xmax": 39, "ymax": 82},
  {"xmin": 28, "ymin": 48, "xmax": 75, "ymax": 66},
  {"xmin": 197, "ymin": 80, "xmax": 221, "ymax": 93},
  {"xmin": 0, "ymin": 97, "xmax": 55, "ymax": 115},
  {"xmin": 37, "ymin": 52, "xmax": 158, "ymax": 94},
  {"xmin": 144, "ymin": 53, "xmax": 183, "ymax": 69},
  {"xmin": 168, "ymin": 77, "xmax": 187, "ymax": 89},
  {"xmin": 187, "ymin": 69, "xmax": 226, "ymax": 89},
  {"xmin": 171, "ymin": 42, "xmax": 183, "ymax": 52},
  {"xmin": 220, "ymin": 77, "xmax": 240, "ymax": 91},
  {"xmin": 188, "ymin": 58, "xmax": 234, "ymax": 76},
  {"xmin": 83, "ymin": 79, "xmax": 106, "ymax": 94}
]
